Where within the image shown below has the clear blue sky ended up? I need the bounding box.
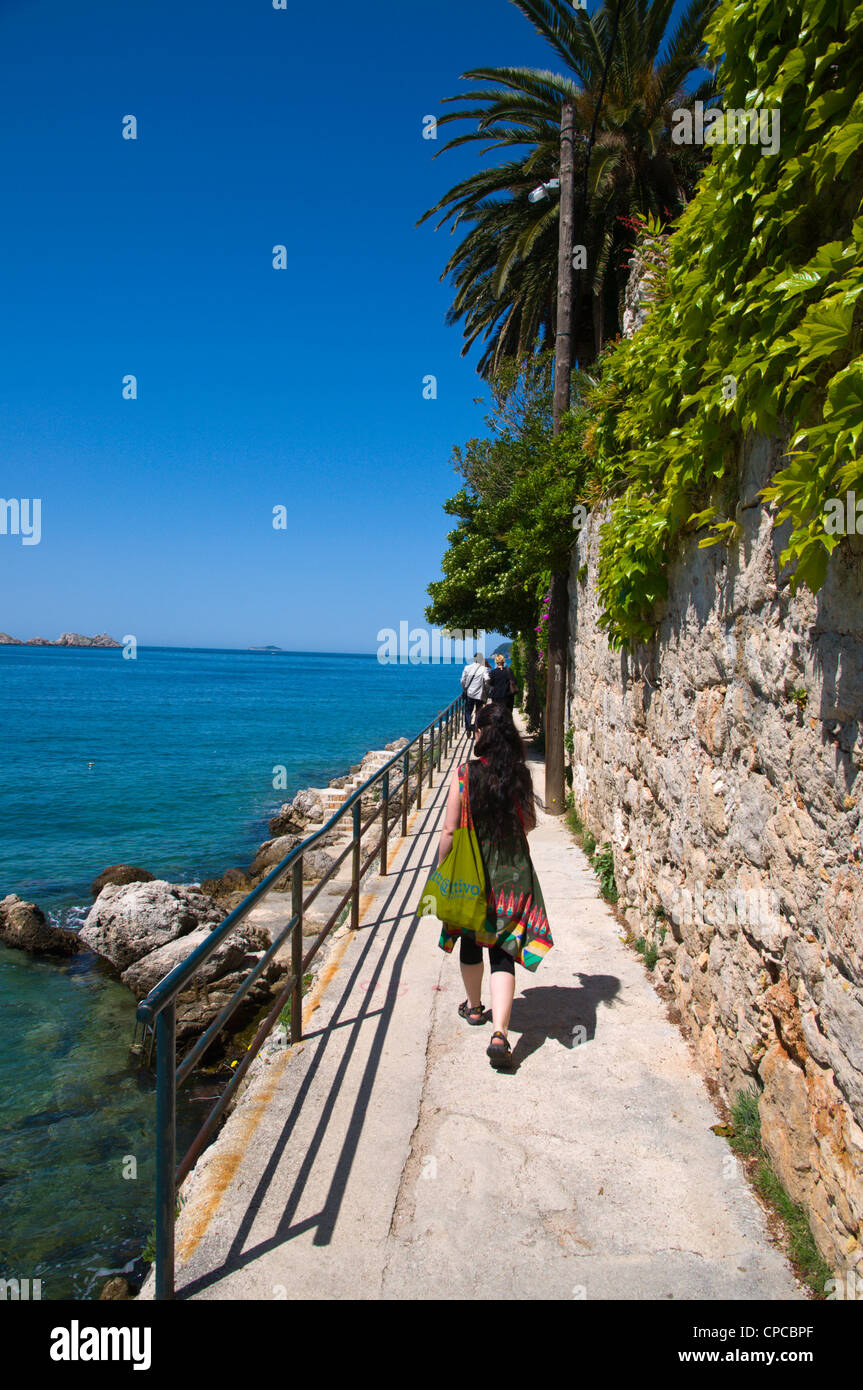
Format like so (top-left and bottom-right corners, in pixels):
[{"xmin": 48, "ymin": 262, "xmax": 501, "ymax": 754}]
[{"xmin": 0, "ymin": 0, "xmax": 699, "ymax": 652}]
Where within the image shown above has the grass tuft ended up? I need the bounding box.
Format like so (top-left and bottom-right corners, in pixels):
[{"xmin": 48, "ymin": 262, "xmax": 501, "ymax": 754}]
[{"xmin": 728, "ymin": 1088, "xmax": 834, "ymax": 1298}]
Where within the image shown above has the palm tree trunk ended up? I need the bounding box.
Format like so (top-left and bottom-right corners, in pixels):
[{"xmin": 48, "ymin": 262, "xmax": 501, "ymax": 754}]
[{"xmin": 546, "ymin": 101, "xmax": 575, "ymax": 815}]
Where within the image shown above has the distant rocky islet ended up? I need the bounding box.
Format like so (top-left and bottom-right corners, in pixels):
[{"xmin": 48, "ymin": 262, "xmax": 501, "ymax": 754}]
[{"xmin": 0, "ymin": 631, "xmax": 121, "ymax": 647}]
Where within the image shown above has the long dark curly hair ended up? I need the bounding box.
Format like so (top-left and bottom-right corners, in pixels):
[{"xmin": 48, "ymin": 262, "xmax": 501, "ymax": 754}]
[{"xmin": 467, "ymin": 703, "xmax": 534, "ymax": 844}]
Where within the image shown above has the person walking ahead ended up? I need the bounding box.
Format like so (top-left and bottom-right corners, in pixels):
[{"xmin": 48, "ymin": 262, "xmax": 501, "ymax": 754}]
[
  {"xmin": 488, "ymin": 652, "xmax": 516, "ymax": 707},
  {"xmin": 460, "ymin": 654, "xmax": 489, "ymax": 736},
  {"xmin": 435, "ymin": 703, "xmax": 553, "ymax": 1069}
]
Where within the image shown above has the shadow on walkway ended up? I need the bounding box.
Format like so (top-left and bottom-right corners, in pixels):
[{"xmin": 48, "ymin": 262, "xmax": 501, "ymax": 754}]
[
  {"xmin": 177, "ymin": 766, "xmax": 450, "ymax": 1299},
  {"xmin": 506, "ymin": 974, "xmax": 622, "ymax": 1069}
]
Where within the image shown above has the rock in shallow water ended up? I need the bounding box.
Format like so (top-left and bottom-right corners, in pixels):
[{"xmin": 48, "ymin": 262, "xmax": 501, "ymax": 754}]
[
  {"xmin": 90, "ymin": 864, "xmax": 155, "ymax": 898},
  {"xmin": 99, "ymin": 1276, "xmax": 133, "ymax": 1300},
  {"xmin": 0, "ymin": 895, "xmax": 81, "ymax": 956}
]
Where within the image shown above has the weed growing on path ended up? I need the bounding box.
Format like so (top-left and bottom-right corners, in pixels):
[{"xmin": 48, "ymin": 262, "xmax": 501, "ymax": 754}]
[{"xmin": 564, "ymin": 794, "xmax": 615, "ymax": 897}]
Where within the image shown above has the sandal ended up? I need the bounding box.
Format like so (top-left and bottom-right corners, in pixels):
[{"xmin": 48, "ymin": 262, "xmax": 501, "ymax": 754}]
[
  {"xmin": 487, "ymin": 1030, "xmax": 514, "ymax": 1069},
  {"xmin": 458, "ymin": 999, "xmax": 486, "ymax": 1025}
]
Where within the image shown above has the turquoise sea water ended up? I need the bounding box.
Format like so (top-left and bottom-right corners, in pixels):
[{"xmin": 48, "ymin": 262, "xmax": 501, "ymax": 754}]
[{"xmin": 0, "ymin": 646, "xmax": 461, "ymax": 1298}]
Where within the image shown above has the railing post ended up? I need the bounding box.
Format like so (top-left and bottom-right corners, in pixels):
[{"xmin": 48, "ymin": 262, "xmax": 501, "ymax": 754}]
[
  {"xmin": 154, "ymin": 1001, "xmax": 176, "ymax": 1302},
  {"xmin": 436, "ymin": 715, "xmax": 443, "ymax": 772},
  {"xmin": 401, "ymin": 750, "xmax": 409, "ymax": 837},
  {"xmin": 380, "ymin": 770, "xmax": 389, "ymax": 875},
  {"xmin": 417, "ymin": 733, "xmax": 424, "ymax": 810},
  {"xmin": 291, "ymin": 858, "xmax": 303, "ymax": 1044},
  {"xmin": 351, "ymin": 799, "xmax": 361, "ymax": 929},
  {"xmin": 428, "ymin": 721, "xmax": 435, "ymax": 788}
]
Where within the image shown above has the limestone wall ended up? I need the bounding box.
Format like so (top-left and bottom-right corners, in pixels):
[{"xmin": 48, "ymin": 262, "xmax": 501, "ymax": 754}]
[{"xmin": 566, "ymin": 432, "xmax": 863, "ymax": 1275}]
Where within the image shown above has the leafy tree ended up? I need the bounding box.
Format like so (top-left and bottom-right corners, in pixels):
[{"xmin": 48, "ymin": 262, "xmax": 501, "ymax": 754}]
[{"xmin": 426, "ymin": 355, "xmax": 594, "ymax": 726}]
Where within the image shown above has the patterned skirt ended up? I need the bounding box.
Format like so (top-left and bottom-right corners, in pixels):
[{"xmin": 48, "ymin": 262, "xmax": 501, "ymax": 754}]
[{"xmin": 437, "ymin": 830, "xmax": 553, "ymax": 972}]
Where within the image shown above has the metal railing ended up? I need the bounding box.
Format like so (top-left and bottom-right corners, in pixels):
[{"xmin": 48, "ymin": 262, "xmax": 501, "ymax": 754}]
[{"xmin": 136, "ymin": 691, "xmax": 466, "ymax": 1299}]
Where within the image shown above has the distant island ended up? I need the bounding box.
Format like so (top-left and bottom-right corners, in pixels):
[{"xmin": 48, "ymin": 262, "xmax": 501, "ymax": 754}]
[
  {"xmin": 490, "ymin": 641, "xmax": 512, "ymax": 658},
  {"xmin": 248, "ymin": 645, "xmax": 283, "ymax": 652},
  {"xmin": 0, "ymin": 632, "xmax": 121, "ymax": 648}
]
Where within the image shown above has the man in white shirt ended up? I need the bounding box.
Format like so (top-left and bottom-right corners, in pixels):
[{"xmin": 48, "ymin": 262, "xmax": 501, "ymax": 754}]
[{"xmin": 461, "ymin": 657, "xmax": 490, "ymax": 738}]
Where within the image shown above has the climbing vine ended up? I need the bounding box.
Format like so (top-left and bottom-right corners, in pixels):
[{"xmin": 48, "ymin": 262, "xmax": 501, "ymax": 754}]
[{"xmin": 586, "ymin": 0, "xmax": 863, "ymax": 648}]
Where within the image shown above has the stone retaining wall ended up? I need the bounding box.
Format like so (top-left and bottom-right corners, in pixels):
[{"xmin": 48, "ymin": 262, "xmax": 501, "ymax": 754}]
[{"xmin": 566, "ymin": 433, "xmax": 863, "ymax": 1275}]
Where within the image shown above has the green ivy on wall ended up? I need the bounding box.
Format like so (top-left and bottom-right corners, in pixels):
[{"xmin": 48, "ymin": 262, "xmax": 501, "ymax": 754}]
[{"xmin": 587, "ymin": 0, "xmax": 863, "ymax": 649}]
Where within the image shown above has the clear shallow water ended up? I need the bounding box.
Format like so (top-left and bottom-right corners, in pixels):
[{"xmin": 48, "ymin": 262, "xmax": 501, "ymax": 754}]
[{"xmin": 0, "ymin": 646, "xmax": 461, "ymax": 1298}]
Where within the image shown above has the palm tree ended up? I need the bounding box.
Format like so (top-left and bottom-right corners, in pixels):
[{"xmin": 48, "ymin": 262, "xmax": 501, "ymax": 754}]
[{"xmin": 419, "ymin": 0, "xmax": 720, "ymax": 375}]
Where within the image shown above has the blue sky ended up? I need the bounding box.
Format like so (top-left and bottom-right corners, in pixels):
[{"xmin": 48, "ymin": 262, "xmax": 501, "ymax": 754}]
[{"xmin": 0, "ymin": 0, "xmax": 700, "ymax": 652}]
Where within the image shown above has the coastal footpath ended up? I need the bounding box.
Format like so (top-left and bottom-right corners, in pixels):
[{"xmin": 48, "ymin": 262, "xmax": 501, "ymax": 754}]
[{"xmin": 139, "ymin": 717, "xmax": 804, "ymax": 1301}]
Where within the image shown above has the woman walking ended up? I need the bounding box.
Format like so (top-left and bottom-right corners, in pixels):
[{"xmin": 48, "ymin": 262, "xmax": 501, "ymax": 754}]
[
  {"xmin": 435, "ymin": 703, "xmax": 553, "ymax": 1069},
  {"xmin": 488, "ymin": 652, "xmax": 516, "ymax": 708}
]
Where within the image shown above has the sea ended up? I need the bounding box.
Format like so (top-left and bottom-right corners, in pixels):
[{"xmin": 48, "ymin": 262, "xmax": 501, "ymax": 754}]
[{"xmin": 0, "ymin": 645, "xmax": 462, "ymax": 1298}]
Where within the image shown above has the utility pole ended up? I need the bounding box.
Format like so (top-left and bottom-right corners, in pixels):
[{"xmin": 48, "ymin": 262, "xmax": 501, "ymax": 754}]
[{"xmin": 544, "ymin": 100, "xmax": 575, "ymax": 816}]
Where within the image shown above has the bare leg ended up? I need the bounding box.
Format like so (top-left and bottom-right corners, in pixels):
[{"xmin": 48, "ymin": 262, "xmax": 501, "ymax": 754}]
[
  {"xmin": 459, "ymin": 959, "xmax": 483, "ymax": 1009},
  {"xmin": 490, "ymin": 969, "xmax": 515, "ymax": 1037}
]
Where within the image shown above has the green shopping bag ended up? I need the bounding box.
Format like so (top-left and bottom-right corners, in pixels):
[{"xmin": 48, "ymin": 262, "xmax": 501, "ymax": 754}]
[{"xmin": 416, "ymin": 763, "xmax": 487, "ymax": 931}]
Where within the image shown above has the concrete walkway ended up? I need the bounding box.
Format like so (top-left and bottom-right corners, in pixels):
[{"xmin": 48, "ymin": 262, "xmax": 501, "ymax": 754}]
[{"xmin": 145, "ymin": 723, "xmax": 804, "ymax": 1301}]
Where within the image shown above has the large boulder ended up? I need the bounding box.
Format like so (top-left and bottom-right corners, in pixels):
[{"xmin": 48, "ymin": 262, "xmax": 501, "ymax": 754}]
[
  {"xmin": 302, "ymin": 848, "xmax": 336, "ymax": 882},
  {"xmin": 121, "ymin": 921, "xmax": 271, "ymax": 1000},
  {"xmin": 79, "ymin": 880, "xmax": 286, "ymax": 1046},
  {"xmin": 248, "ymin": 842, "xmax": 337, "ymax": 890},
  {"xmin": 287, "ymin": 788, "xmax": 325, "ymax": 828},
  {"xmin": 249, "ymin": 834, "xmax": 303, "ymax": 877},
  {"xmin": 99, "ymin": 1277, "xmax": 132, "ymax": 1300},
  {"xmin": 133, "ymin": 916, "xmax": 281, "ymax": 1044},
  {"xmin": 90, "ymin": 864, "xmax": 155, "ymax": 898},
  {"xmin": 268, "ymin": 803, "xmax": 304, "ymax": 836},
  {"xmin": 79, "ymin": 881, "xmax": 225, "ymax": 971},
  {"xmin": 0, "ymin": 895, "xmax": 80, "ymax": 956},
  {"xmin": 199, "ymin": 866, "xmax": 255, "ymax": 902}
]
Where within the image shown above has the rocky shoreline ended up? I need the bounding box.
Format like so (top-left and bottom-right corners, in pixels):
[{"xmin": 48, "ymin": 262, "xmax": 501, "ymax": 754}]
[
  {"xmin": 0, "ymin": 733, "xmax": 421, "ymax": 1057},
  {"xmin": 0, "ymin": 728, "xmax": 436, "ymax": 1302}
]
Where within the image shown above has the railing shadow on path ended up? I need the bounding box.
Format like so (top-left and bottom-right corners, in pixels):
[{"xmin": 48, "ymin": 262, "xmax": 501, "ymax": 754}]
[{"xmin": 175, "ymin": 746, "xmax": 456, "ymax": 1299}]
